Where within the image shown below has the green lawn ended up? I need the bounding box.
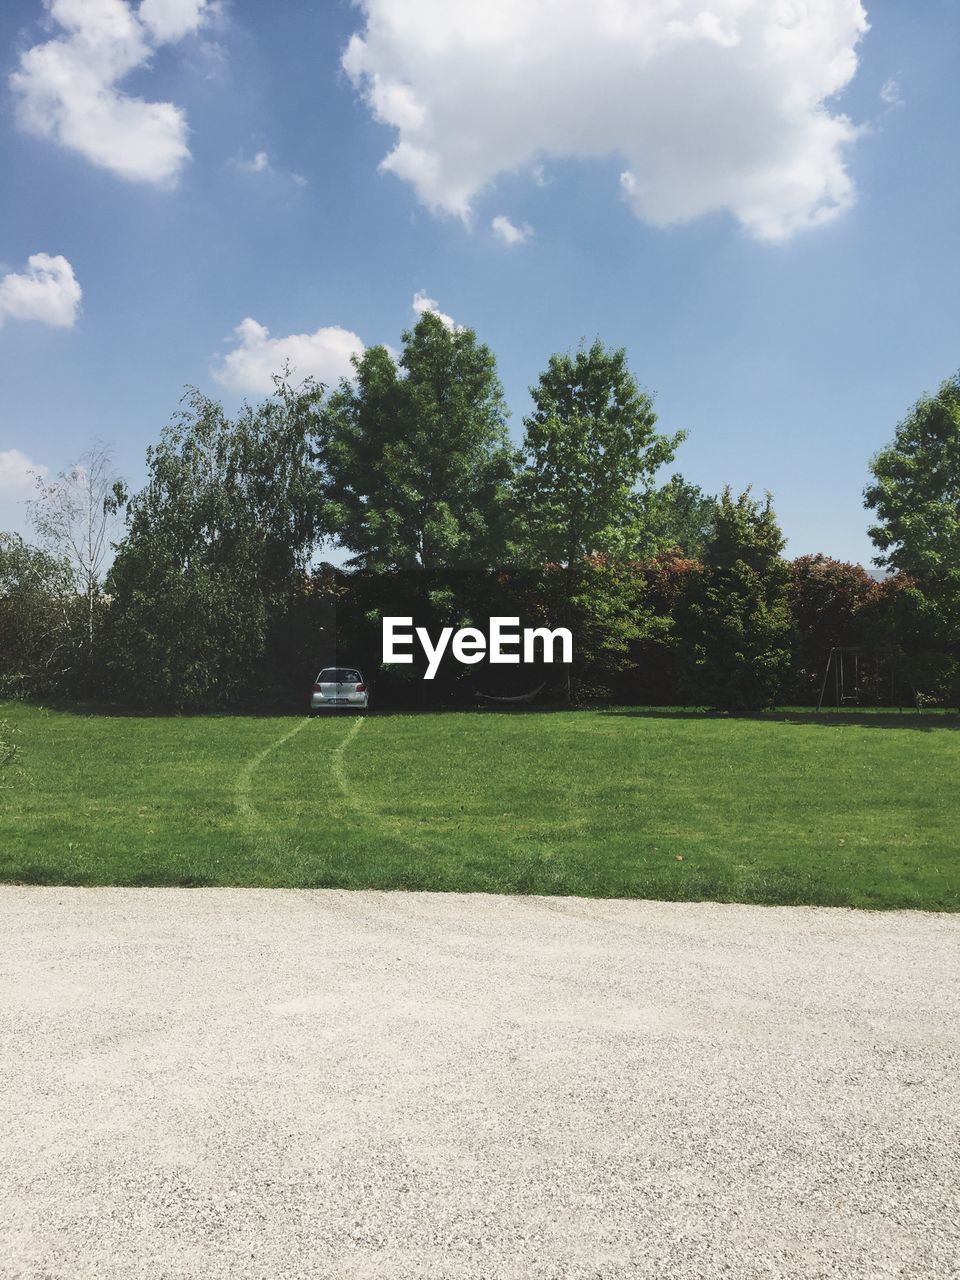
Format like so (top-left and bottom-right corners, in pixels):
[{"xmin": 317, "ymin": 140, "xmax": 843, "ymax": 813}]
[{"xmin": 2, "ymin": 702, "xmax": 958, "ymax": 909}]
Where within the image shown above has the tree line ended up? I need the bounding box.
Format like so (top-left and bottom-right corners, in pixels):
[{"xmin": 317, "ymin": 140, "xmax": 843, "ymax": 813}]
[{"xmin": 2, "ymin": 310, "xmax": 959, "ymax": 713}]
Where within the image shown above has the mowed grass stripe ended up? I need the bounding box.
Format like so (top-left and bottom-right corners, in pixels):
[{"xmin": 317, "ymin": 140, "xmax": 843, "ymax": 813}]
[{"xmin": 1, "ymin": 704, "xmax": 958, "ymax": 908}]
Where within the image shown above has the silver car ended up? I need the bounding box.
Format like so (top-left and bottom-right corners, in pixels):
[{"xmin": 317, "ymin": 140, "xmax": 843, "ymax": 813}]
[{"xmin": 310, "ymin": 667, "xmax": 370, "ymax": 712}]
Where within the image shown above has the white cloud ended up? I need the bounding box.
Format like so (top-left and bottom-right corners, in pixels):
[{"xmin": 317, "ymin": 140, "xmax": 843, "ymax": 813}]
[
  {"xmin": 240, "ymin": 150, "xmax": 271, "ymax": 173},
  {"xmin": 344, "ymin": 0, "xmax": 869, "ymax": 241},
  {"xmin": 491, "ymin": 214, "xmax": 533, "ymax": 246},
  {"xmin": 212, "ymin": 317, "xmax": 365, "ymax": 395},
  {"xmin": 10, "ymin": 0, "xmax": 211, "ymax": 186},
  {"xmin": 880, "ymin": 77, "xmax": 903, "ymax": 109},
  {"xmin": 411, "ymin": 290, "xmax": 459, "ymax": 330},
  {"xmin": 139, "ymin": 0, "xmax": 210, "ymax": 43},
  {"xmin": 0, "ymin": 253, "xmax": 82, "ymax": 328},
  {"xmin": 0, "ymin": 449, "xmax": 47, "ymax": 500},
  {"xmin": 233, "ymin": 150, "xmax": 307, "ymax": 186}
]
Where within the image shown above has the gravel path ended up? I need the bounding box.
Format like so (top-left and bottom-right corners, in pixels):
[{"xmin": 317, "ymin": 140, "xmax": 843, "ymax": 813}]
[{"xmin": 1, "ymin": 888, "xmax": 958, "ymax": 1279}]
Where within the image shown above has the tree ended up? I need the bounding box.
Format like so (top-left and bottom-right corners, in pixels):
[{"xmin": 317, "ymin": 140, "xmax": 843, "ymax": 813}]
[
  {"xmin": 0, "ymin": 532, "xmax": 81, "ymax": 695},
  {"xmin": 28, "ymin": 443, "xmax": 125, "ymax": 667},
  {"xmin": 865, "ymin": 374, "xmax": 960, "ymax": 581},
  {"xmin": 635, "ymin": 474, "xmax": 718, "ymax": 559},
  {"xmin": 629, "ymin": 550, "xmax": 702, "ymax": 704},
  {"xmin": 321, "ymin": 311, "xmax": 515, "ymax": 570},
  {"xmin": 787, "ymin": 556, "xmax": 879, "ymax": 702},
  {"xmin": 676, "ymin": 488, "xmax": 792, "ymax": 711},
  {"xmin": 515, "ymin": 341, "xmax": 680, "ymax": 566},
  {"xmin": 566, "ymin": 554, "xmax": 659, "ymax": 699},
  {"xmin": 514, "ymin": 340, "xmax": 681, "ymax": 696},
  {"xmin": 106, "ymin": 380, "xmax": 327, "ymax": 708},
  {"xmin": 864, "ymin": 374, "xmax": 960, "ymax": 700}
]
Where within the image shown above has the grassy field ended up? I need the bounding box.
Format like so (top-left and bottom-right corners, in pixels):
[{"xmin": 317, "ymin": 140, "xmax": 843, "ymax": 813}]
[{"xmin": 1, "ymin": 702, "xmax": 958, "ymax": 909}]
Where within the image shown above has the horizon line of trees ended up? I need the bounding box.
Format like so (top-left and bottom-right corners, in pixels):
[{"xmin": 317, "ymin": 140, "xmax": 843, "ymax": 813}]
[{"xmin": 2, "ymin": 310, "xmax": 959, "ymax": 714}]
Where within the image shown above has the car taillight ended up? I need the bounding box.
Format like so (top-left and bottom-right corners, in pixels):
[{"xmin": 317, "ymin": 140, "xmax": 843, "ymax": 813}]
[
  {"xmin": 312, "ymin": 683, "xmax": 322, "ymax": 692},
  {"xmin": 355, "ymin": 683, "xmax": 366, "ymax": 692}
]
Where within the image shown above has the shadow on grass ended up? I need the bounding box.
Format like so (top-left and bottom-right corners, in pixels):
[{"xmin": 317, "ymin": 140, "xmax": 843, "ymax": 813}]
[
  {"xmin": 4, "ymin": 864, "xmax": 63, "ymax": 886},
  {"xmin": 8, "ymin": 693, "xmax": 473, "ymax": 720},
  {"xmin": 9, "ymin": 695, "xmax": 959, "ymax": 729},
  {"xmin": 8, "ymin": 697, "xmax": 312, "ymax": 720},
  {"xmin": 8, "ymin": 696, "xmax": 567, "ymax": 720},
  {"xmin": 128, "ymin": 871, "xmax": 217, "ymax": 888},
  {"xmin": 0, "ymin": 867, "xmax": 219, "ymax": 888},
  {"xmin": 602, "ymin": 708, "xmax": 960, "ymax": 732}
]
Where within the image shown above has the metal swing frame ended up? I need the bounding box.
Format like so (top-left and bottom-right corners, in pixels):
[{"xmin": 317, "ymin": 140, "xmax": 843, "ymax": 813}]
[{"xmin": 816, "ymin": 646, "xmax": 861, "ymax": 712}]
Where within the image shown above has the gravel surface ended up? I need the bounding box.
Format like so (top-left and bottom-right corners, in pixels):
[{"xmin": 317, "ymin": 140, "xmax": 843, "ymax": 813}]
[{"xmin": 1, "ymin": 888, "xmax": 958, "ymax": 1279}]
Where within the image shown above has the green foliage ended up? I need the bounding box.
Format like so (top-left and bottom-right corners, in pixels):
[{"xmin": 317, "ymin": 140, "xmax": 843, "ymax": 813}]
[
  {"xmin": 787, "ymin": 556, "xmax": 880, "ymax": 702},
  {"xmin": 865, "ymin": 373, "xmax": 960, "ymax": 582},
  {"xmin": 635, "ymin": 474, "xmax": 718, "ymax": 558},
  {"xmin": 865, "ymin": 374, "xmax": 960, "ymax": 701},
  {"xmin": 15, "ymin": 335, "xmax": 956, "ymax": 714},
  {"xmin": 627, "ymin": 552, "xmax": 702, "ymax": 703},
  {"xmin": 0, "ymin": 532, "xmax": 83, "ymax": 695},
  {"xmin": 677, "ymin": 488, "xmax": 792, "ymax": 711},
  {"xmin": 514, "ymin": 341, "xmax": 681, "ymax": 695},
  {"xmin": 860, "ymin": 573, "xmax": 958, "ymax": 706},
  {"xmin": 527, "ymin": 556, "xmax": 660, "ymax": 700},
  {"xmin": 515, "ymin": 340, "xmax": 681, "ymax": 568},
  {"xmin": 106, "ymin": 380, "xmax": 327, "ymax": 708},
  {"xmin": 321, "ymin": 311, "xmax": 515, "ymax": 570}
]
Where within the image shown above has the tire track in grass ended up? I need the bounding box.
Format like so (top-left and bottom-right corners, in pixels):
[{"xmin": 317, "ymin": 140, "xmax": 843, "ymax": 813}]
[
  {"xmin": 330, "ymin": 715, "xmax": 365, "ymax": 817},
  {"xmin": 236, "ymin": 714, "xmax": 370, "ymax": 850},
  {"xmin": 235, "ymin": 716, "xmax": 312, "ymax": 837},
  {"xmin": 329, "ymin": 716, "xmax": 431, "ymax": 865},
  {"xmin": 236, "ymin": 714, "xmax": 426, "ymax": 876}
]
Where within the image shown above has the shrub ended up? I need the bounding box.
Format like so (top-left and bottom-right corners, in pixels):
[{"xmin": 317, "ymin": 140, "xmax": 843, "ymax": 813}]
[
  {"xmin": 787, "ymin": 556, "xmax": 880, "ymax": 703},
  {"xmin": 676, "ymin": 489, "xmax": 792, "ymax": 711}
]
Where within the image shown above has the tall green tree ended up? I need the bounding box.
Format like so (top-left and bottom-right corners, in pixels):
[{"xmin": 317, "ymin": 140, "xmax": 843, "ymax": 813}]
[
  {"xmin": 635, "ymin": 474, "xmax": 718, "ymax": 559},
  {"xmin": 515, "ymin": 341, "xmax": 680, "ymax": 567},
  {"xmin": 514, "ymin": 341, "xmax": 681, "ymax": 696},
  {"xmin": 864, "ymin": 374, "xmax": 960, "ymax": 700},
  {"xmin": 865, "ymin": 374, "xmax": 960, "ymax": 581},
  {"xmin": 321, "ymin": 310, "xmax": 515, "ymax": 570},
  {"xmin": 106, "ymin": 380, "xmax": 327, "ymax": 708},
  {"xmin": 676, "ymin": 488, "xmax": 792, "ymax": 711},
  {"xmin": 0, "ymin": 533, "xmax": 81, "ymax": 695}
]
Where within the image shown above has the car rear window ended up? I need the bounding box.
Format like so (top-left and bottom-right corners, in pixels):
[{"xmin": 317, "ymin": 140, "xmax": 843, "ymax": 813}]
[{"xmin": 318, "ymin": 669, "xmax": 361, "ymax": 682}]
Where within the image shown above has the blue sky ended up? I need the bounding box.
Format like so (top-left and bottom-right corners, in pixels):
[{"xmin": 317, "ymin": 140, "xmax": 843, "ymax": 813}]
[{"xmin": 1, "ymin": 0, "xmax": 958, "ymax": 566}]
